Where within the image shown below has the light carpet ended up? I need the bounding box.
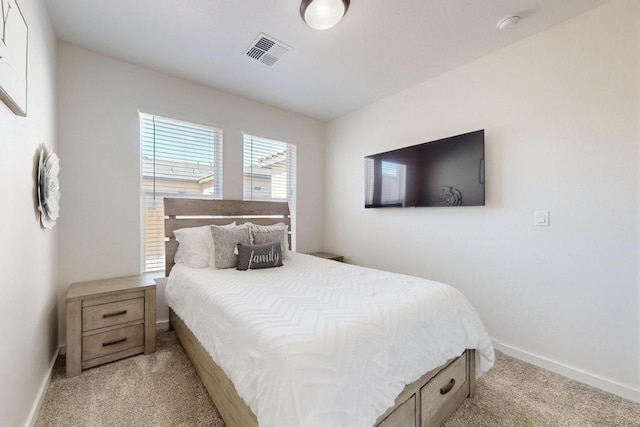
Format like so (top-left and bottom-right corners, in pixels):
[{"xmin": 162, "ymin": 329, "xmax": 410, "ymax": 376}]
[{"xmin": 35, "ymin": 331, "xmax": 640, "ymax": 426}]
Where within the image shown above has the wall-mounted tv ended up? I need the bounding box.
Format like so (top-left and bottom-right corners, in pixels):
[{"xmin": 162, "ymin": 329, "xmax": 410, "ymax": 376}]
[{"xmin": 365, "ymin": 130, "xmax": 484, "ymax": 208}]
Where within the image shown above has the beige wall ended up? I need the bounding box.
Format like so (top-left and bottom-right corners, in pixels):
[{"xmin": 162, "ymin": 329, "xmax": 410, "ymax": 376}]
[
  {"xmin": 0, "ymin": 1, "xmax": 59, "ymax": 425},
  {"xmin": 56, "ymin": 43, "xmax": 325, "ymax": 340},
  {"xmin": 325, "ymin": 0, "xmax": 639, "ymax": 401}
]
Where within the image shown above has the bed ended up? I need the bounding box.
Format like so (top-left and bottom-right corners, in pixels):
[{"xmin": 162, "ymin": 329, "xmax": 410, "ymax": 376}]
[{"xmin": 163, "ymin": 198, "xmax": 494, "ymax": 427}]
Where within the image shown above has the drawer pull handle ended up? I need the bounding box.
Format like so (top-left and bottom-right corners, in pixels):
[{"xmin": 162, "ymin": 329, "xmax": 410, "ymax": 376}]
[
  {"xmin": 103, "ymin": 310, "xmax": 127, "ymax": 318},
  {"xmin": 103, "ymin": 338, "xmax": 127, "ymax": 347},
  {"xmin": 440, "ymin": 379, "xmax": 456, "ymax": 395}
]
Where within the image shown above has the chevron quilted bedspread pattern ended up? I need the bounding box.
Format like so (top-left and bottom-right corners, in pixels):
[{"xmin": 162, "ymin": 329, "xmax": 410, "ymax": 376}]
[{"xmin": 166, "ymin": 252, "xmax": 494, "ymax": 427}]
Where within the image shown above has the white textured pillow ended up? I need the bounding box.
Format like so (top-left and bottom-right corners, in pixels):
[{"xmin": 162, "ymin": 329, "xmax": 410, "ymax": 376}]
[
  {"xmin": 250, "ymin": 223, "xmax": 290, "ymax": 259},
  {"xmin": 174, "ymin": 222, "xmax": 236, "ymax": 268}
]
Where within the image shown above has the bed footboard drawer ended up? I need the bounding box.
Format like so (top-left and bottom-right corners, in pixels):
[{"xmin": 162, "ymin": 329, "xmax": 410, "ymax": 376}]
[
  {"xmin": 377, "ymin": 395, "xmax": 416, "ymax": 427},
  {"xmin": 420, "ymin": 354, "xmax": 468, "ymax": 426}
]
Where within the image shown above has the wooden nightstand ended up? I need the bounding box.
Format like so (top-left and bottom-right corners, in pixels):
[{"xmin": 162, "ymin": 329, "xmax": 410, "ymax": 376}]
[
  {"xmin": 66, "ymin": 274, "xmax": 157, "ymax": 377},
  {"xmin": 309, "ymin": 252, "xmax": 344, "ymax": 262}
]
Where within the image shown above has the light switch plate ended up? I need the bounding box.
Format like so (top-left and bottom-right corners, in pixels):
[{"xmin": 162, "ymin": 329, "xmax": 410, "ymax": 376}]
[{"xmin": 534, "ymin": 210, "xmax": 550, "ymax": 226}]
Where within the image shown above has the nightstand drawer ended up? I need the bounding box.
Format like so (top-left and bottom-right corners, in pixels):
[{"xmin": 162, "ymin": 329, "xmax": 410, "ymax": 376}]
[
  {"xmin": 82, "ymin": 324, "xmax": 144, "ymax": 361},
  {"xmin": 82, "ymin": 298, "xmax": 144, "ymax": 331}
]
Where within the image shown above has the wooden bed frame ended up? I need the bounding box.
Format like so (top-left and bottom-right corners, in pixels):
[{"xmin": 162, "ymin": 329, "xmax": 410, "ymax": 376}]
[{"xmin": 164, "ymin": 198, "xmax": 475, "ymax": 427}]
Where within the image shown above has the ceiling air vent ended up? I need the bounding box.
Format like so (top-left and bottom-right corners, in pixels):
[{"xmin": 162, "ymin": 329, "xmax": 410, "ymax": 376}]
[{"xmin": 245, "ymin": 33, "xmax": 292, "ymax": 67}]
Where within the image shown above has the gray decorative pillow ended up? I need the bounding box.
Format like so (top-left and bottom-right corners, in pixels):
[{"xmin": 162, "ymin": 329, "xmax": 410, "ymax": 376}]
[
  {"xmin": 250, "ymin": 223, "xmax": 289, "ymax": 259},
  {"xmin": 210, "ymin": 224, "xmax": 251, "ymax": 269},
  {"xmin": 236, "ymin": 242, "xmax": 283, "ymax": 271}
]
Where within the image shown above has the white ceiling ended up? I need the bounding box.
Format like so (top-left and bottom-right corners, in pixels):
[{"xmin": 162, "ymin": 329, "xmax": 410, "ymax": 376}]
[{"xmin": 45, "ymin": 0, "xmax": 610, "ymax": 121}]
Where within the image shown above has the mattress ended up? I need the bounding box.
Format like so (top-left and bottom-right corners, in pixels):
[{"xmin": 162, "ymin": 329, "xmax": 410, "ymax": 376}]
[{"xmin": 166, "ymin": 252, "xmax": 494, "ymax": 427}]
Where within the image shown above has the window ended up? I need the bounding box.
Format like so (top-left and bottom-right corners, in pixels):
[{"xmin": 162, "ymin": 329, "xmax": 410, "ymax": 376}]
[
  {"xmin": 243, "ymin": 134, "xmax": 296, "ymax": 249},
  {"xmin": 140, "ymin": 113, "xmax": 223, "ymax": 272}
]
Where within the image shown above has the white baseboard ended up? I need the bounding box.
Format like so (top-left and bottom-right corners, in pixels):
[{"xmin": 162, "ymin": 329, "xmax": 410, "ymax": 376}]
[
  {"xmin": 27, "ymin": 345, "xmax": 61, "ymax": 427},
  {"xmin": 492, "ymin": 339, "xmax": 640, "ymax": 403},
  {"xmin": 156, "ymin": 319, "xmax": 170, "ymax": 332}
]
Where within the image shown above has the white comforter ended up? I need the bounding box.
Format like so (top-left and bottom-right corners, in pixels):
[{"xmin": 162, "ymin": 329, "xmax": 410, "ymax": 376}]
[{"xmin": 166, "ymin": 252, "xmax": 494, "ymax": 427}]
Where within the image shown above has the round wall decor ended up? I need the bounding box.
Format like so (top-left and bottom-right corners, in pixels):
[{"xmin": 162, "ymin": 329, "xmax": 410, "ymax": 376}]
[{"xmin": 37, "ymin": 146, "xmax": 60, "ymax": 230}]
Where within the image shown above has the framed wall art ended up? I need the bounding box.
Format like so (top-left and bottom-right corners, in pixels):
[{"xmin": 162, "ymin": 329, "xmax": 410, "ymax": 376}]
[{"xmin": 0, "ymin": 0, "xmax": 27, "ymax": 116}]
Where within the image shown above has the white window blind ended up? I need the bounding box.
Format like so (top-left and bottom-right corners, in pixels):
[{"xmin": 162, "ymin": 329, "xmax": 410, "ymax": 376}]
[
  {"xmin": 381, "ymin": 161, "xmax": 406, "ymax": 205},
  {"xmin": 243, "ymin": 134, "xmax": 296, "ymax": 249},
  {"xmin": 364, "ymin": 158, "xmax": 406, "ymax": 207},
  {"xmin": 140, "ymin": 113, "xmax": 223, "ymax": 272},
  {"xmin": 365, "ymin": 157, "xmax": 375, "ymax": 206}
]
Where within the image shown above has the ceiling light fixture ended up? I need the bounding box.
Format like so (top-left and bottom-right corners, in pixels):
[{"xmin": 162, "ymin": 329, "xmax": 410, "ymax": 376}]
[
  {"xmin": 300, "ymin": 0, "xmax": 350, "ymax": 31},
  {"xmin": 496, "ymin": 15, "xmax": 520, "ymax": 31}
]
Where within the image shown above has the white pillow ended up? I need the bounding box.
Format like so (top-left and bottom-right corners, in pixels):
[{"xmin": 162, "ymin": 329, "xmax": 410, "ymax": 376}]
[
  {"xmin": 174, "ymin": 222, "xmax": 236, "ymax": 268},
  {"xmin": 250, "ymin": 223, "xmax": 290, "ymax": 259}
]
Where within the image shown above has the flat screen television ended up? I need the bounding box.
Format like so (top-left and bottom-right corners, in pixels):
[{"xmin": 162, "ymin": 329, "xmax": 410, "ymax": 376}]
[{"xmin": 365, "ymin": 130, "xmax": 484, "ymax": 208}]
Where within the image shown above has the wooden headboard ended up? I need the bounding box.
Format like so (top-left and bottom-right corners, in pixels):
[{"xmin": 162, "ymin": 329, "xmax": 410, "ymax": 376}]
[{"xmin": 163, "ymin": 198, "xmax": 291, "ymax": 276}]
